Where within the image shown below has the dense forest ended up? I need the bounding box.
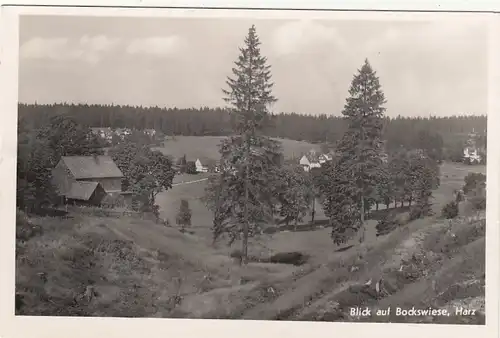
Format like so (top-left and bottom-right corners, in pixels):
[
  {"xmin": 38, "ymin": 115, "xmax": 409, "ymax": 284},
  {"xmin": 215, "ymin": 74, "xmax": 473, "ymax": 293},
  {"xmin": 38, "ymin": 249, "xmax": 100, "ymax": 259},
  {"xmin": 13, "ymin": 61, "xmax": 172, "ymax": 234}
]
[{"xmin": 18, "ymin": 103, "xmax": 486, "ymax": 153}]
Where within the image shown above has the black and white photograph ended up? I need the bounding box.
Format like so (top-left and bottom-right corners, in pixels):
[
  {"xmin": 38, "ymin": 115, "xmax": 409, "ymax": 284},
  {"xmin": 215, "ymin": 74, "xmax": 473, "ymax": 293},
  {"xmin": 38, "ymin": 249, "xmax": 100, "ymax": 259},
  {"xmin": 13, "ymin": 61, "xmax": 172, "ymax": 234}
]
[{"xmin": 1, "ymin": 4, "xmax": 498, "ymax": 337}]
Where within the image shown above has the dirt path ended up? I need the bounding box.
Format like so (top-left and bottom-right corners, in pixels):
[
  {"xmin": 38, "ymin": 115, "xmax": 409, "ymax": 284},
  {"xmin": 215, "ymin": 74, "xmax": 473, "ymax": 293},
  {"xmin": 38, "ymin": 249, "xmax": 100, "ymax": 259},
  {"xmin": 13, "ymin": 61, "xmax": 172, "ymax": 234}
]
[{"xmin": 172, "ymin": 178, "xmax": 209, "ymax": 187}]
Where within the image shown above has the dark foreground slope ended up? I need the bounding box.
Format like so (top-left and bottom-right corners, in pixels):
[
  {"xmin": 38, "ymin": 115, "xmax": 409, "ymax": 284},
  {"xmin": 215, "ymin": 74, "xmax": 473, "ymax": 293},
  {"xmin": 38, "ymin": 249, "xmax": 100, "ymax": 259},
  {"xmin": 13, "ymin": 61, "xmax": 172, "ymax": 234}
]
[{"xmin": 16, "ymin": 206, "xmax": 485, "ymax": 324}]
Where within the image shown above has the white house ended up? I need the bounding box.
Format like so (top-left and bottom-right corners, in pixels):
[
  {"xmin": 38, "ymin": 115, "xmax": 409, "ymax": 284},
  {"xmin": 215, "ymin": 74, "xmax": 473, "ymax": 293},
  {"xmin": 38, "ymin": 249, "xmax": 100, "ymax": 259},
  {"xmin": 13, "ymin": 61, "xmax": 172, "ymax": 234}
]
[
  {"xmin": 299, "ymin": 154, "xmax": 321, "ymax": 172},
  {"xmin": 144, "ymin": 129, "xmax": 157, "ymax": 137},
  {"xmin": 195, "ymin": 159, "xmax": 208, "ymax": 173},
  {"xmin": 114, "ymin": 128, "xmax": 132, "ymax": 140},
  {"xmin": 463, "ymin": 129, "xmax": 484, "ymax": 164},
  {"xmin": 318, "ymin": 154, "xmax": 333, "ymax": 164},
  {"xmin": 195, "ymin": 157, "xmax": 214, "ymax": 173},
  {"xmin": 464, "ymin": 147, "xmax": 482, "ymax": 164}
]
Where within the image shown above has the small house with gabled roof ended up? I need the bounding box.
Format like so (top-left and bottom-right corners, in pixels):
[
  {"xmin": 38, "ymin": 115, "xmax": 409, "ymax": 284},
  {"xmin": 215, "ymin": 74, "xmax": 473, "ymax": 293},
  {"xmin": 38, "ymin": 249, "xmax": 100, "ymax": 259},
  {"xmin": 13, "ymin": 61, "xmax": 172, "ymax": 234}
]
[
  {"xmin": 52, "ymin": 155, "xmax": 130, "ymax": 206},
  {"xmin": 195, "ymin": 156, "xmax": 218, "ymax": 173},
  {"xmin": 299, "ymin": 150, "xmax": 321, "ymax": 172}
]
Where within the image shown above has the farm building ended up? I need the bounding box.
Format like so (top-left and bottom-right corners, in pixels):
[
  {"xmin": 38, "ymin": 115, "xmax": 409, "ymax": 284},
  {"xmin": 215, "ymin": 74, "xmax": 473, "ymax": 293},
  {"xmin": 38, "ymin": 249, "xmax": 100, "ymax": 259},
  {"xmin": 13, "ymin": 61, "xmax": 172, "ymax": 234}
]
[
  {"xmin": 144, "ymin": 129, "xmax": 157, "ymax": 137},
  {"xmin": 463, "ymin": 129, "xmax": 485, "ymax": 164},
  {"xmin": 318, "ymin": 153, "xmax": 333, "ymax": 164},
  {"xmin": 195, "ymin": 156, "xmax": 218, "ymax": 173},
  {"xmin": 299, "ymin": 150, "xmax": 322, "ymax": 172},
  {"xmin": 464, "ymin": 147, "xmax": 482, "ymax": 164},
  {"xmin": 52, "ymin": 155, "xmax": 131, "ymax": 206}
]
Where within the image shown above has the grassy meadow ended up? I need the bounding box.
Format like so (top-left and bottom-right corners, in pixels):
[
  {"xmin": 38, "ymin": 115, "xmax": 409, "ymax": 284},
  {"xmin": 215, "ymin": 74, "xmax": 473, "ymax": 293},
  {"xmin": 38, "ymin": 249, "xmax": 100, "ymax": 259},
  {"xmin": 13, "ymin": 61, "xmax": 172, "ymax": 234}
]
[{"xmin": 153, "ymin": 135, "xmax": 321, "ymax": 161}]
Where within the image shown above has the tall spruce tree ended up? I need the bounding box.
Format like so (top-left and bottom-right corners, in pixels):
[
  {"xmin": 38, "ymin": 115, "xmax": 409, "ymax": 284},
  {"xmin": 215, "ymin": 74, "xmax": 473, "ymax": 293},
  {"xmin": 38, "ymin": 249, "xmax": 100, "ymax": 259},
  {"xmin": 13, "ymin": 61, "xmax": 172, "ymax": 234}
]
[
  {"xmin": 204, "ymin": 25, "xmax": 282, "ymax": 264},
  {"xmin": 323, "ymin": 59, "xmax": 386, "ymax": 244},
  {"xmin": 408, "ymin": 155, "xmax": 437, "ymax": 220}
]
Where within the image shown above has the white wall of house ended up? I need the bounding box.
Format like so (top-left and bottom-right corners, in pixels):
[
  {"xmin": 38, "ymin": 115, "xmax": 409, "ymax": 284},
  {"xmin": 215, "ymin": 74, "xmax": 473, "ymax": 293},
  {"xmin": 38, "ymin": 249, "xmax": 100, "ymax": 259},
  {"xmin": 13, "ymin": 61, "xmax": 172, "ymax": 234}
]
[
  {"xmin": 299, "ymin": 155, "xmax": 321, "ymax": 172},
  {"xmin": 195, "ymin": 159, "xmax": 208, "ymax": 173},
  {"xmin": 464, "ymin": 147, "xmax": 482, "ymax": 163},
  {"xmin": 299, "ymin": 155, "xmax": 310, "ymax": 167},
  {"xmin": 299, "ymin": 155, "xmax": 311, "ymax": 172}
]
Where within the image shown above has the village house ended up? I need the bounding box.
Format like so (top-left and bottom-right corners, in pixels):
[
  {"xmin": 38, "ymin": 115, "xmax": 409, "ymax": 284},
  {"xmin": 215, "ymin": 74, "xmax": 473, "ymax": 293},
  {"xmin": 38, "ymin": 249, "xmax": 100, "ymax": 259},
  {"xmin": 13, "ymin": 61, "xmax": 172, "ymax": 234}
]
[
  {"xmin": 51, "ymin": 155, "xmax": 131, "ymax": 206},
  {"xmin": 463, "ymin": 129, "xmax": 484, "ymax": 164},
  {"xmin": 464, "ymin": 146, "xmax": 482, "ymax": 164},
  {"xmin": 90, "ymin": 127, "xmax": 114, "ymax": 141},
  {"xmin": 144, "ymin": 129, "xmax": 157, "ymax": 137},
  {"xmin": 318, "ymin": 153, "xmax": 333, "ymax": 164},
  {"xmin": 299, "ymin": 150, "xmax": 321, "ymax": 172},
  {"xmin": 114, "ymin": 128, "xmax": 132, "ymax": 140},
  {"xmin": 195, "ymin": 156, "xmax": 218, "ymax": 173}
]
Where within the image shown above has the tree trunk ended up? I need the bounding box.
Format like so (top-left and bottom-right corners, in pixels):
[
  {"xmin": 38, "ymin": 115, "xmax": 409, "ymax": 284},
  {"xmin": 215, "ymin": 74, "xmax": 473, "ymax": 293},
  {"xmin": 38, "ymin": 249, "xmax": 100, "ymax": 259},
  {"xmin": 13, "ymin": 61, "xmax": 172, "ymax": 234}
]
[
  {"xmin": 359, "ymin": 194, "xmax": 365, "ymax": 243},
  {"xmin": 311, "ymin": 198, "xmax": 316, "ymax": 223},
  {"xmin": 294, "ymin": 216, "xmax": 298, "ymax": 231},
  {"xmin": 242, "ymin": 137, "xmax": 250, "ymax": 265},
  {"xmin": 376, "ymin": 203, "xmax": 379, "ymax": 211}
]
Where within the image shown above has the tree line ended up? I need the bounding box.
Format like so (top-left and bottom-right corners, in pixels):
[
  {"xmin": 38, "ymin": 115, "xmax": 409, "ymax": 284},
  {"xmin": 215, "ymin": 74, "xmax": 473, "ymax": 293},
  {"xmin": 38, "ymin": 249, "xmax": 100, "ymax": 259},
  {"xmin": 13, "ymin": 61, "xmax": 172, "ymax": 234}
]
[{"xmin": 19, "ymin": 105, "xmax": 486, "ymax": 158}]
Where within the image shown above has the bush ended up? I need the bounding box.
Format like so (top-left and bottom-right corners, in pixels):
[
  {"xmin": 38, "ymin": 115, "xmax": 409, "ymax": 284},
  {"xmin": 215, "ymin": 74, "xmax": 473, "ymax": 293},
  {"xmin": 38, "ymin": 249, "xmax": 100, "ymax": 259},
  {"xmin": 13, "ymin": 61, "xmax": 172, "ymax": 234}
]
[
  {"xmin": 230, "ymin": 249, "xmax": 243, "ymax": 264},
  {"xmin": 455, "ymin": 190, "xmax": 465, "ymax": 203},
  {"xmin": 442, "ymin": 201, "xmax": 459, "ymax": 219},
  {"xmin": 469, "ymin": 194, "xmax": 486, "ymax": 211},
  {"xmin": 376, "ymin": 212, "xmax": 400, "ymax": 237},
  {"xmin": 464, "ymin": 173, "xmax": 486, "ymax": 212},
  {"xmin": 463, "ymin": 172, "xmax": 486, "ymax": 195},
  {"xmin": 186, "ymin": 161, "xmax": 197, "ymax": 174},
  {"xmin": 101, "ymin": 194, "xmax": 125, "ymax": 209},
  {"xmin": 269, "ymin": 252, "xmax": 309, "ymax": 266},
  {"xmin": 409, "ymin": 204, "xmax": 433, "ymax": 221},
  {"xmin": 409, "ymin": 206, "xmax": 422, "ymax": 221},
  {"xmin": 16, "ymin": 209, "xmax": 42, "ymax": 243}
]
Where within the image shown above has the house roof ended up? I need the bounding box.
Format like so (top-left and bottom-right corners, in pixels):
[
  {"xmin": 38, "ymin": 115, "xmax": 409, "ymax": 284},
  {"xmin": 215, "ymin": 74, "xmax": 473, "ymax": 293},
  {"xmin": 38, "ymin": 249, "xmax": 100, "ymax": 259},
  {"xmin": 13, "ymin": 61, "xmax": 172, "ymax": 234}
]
[
  {"xmin": 60, "ymin": 155, "xmax": 123, "ymax": 179},
  {"xmin": 65, "ymin": 181, "xmax": 100, "ymax": 201},
  {"xmin": 305, "ymin": 153, "xmax": 320, "ymax": 163},
  {"xmin": 196, "ymin": 156, "xmax": 216, "ymax": 165}
]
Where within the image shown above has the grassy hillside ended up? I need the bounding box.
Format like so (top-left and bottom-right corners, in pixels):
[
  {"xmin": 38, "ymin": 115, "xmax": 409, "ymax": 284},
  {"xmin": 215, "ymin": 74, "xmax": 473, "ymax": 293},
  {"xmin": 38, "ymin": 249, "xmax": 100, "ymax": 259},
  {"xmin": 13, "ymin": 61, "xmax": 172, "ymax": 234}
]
[
  {"xmin": 153, "ymin": 136, "xmax": 321, "ymax": 160},
  {"xmin": 16, "ymin": 162, "xmax": 486, "ymax": 323}
]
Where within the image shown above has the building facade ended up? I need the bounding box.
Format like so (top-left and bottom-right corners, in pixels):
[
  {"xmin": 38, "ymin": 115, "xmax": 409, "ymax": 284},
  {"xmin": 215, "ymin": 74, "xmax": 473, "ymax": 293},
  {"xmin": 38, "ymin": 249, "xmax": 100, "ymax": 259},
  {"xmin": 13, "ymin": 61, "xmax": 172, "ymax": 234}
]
[{"xmin": 52, "ymin": 155, "xmax": 131, "ymax": 206}]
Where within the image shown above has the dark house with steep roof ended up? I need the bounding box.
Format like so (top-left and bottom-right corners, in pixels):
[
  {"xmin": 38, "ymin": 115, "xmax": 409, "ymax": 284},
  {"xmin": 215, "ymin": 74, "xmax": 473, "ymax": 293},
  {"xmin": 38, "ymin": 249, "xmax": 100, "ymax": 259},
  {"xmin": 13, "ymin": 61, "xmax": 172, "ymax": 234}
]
[{"xmin": 52, "ymin": 155, "xmax": 130, "ymax": 206}]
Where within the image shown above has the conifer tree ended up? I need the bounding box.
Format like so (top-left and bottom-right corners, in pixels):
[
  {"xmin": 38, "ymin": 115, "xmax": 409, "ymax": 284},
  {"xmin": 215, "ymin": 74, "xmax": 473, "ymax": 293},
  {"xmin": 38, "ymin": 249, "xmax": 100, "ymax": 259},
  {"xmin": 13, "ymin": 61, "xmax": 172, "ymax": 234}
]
[
  {"xmin": 204, "ymin": 25, "xmax": 282, "ymax": 264},
  {"xmin": 408, "ymin": 156, "xmax": 436, "ymax": 220},
  {"xmin": 323, "ymin": 59, "xmax": 386, "ymax": 244}
]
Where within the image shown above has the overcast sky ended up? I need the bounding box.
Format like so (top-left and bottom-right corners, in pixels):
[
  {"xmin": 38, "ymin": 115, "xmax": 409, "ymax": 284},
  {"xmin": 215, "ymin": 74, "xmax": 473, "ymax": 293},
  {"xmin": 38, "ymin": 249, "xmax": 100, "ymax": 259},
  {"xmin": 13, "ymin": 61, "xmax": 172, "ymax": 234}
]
[{"xmin": 18, "ymin": 15, "xmax": 488, "ymax": 117}]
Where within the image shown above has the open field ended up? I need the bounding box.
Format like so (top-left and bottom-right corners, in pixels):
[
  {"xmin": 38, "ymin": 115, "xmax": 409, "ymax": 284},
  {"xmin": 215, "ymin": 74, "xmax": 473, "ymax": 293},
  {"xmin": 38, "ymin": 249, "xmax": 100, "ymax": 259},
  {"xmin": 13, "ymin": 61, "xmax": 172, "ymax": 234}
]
[
  {"xmin": 16, "ymin": 161, "xmax": 486, "ymax": 323},
  {"xmin": 153, "ymin": 135, "xmax": 321, "ymax": 160}
]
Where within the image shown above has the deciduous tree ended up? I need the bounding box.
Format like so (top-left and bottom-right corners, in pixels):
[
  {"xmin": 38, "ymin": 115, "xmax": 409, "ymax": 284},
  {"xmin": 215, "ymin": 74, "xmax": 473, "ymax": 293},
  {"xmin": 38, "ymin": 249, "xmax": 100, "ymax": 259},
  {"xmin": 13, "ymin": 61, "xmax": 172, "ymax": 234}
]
[
  {"xmin": 276, "ymin": 165, "xmax": 313, "ymax": 229},
  {"xmin": 110, "ymin": 142, "xmax": 174, "ymax": 214}
]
